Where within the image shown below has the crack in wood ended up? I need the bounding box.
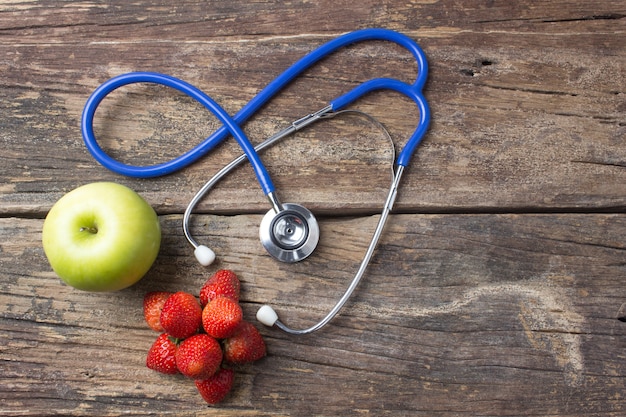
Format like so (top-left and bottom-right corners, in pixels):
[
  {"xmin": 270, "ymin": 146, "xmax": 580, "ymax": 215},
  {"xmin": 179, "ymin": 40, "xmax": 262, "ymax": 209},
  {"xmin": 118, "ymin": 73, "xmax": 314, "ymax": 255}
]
[
  {"xmin": 570, "ymin": 159, "xmax": 626, "ymax": 169},
  {"xmin": 541, "ymin": 14, "xmax": 626, "ymax": 23},
  {"xmin": 475, "ymin": 13, "xmax": 625, "ymax": 24}
]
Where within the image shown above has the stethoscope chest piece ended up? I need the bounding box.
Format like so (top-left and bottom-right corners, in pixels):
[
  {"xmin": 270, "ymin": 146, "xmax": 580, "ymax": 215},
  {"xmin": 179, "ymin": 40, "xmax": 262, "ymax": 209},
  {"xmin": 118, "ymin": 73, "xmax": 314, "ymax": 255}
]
[{"xmin": 260, "ymin": 203, "xmax": 319, "ymax": 263}]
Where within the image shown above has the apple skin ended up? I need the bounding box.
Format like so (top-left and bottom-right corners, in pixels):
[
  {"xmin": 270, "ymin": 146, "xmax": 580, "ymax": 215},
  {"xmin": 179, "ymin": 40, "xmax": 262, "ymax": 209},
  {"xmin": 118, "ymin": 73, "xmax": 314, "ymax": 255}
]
[{"xmin": 42, "ymin": 182, "xmax": 161, "ymax": 292}]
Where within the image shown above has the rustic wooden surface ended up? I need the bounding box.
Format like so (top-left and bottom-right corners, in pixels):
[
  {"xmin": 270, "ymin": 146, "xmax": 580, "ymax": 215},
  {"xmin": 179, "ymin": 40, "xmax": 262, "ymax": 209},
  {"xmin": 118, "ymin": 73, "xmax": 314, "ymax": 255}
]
[{"xmin": 1, "ymin": 1, "xmax": 624, "ymax": 416}]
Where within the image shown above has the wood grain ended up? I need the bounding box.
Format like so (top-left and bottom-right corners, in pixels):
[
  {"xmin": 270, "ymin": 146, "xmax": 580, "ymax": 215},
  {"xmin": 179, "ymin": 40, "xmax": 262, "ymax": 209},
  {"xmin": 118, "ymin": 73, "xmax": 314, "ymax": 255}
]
[
  {"xmin": 1, "ymin": 1, "xmax": 624, "ymax": 215},
  {"xmin": 1, "ymin": 0, "xmax": 625, "ymax": 415},
  {"xmin": 1, "ymin": 214, "xmax": 624, "ymax": 415}
]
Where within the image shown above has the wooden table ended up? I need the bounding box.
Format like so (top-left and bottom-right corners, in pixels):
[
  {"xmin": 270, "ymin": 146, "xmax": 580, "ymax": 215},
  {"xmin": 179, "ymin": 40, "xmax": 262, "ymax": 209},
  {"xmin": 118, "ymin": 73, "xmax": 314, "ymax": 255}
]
[{"xmin": 1, "ymin": 1, "xmax": 624, "ymax": 415}]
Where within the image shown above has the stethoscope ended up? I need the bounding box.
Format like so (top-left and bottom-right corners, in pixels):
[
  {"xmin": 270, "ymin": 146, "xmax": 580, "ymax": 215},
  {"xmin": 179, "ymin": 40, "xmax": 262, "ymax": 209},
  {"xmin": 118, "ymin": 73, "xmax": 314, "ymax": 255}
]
[{"xmin": 81, "ymin": 28, "xmax": 431, "ymax": 335}]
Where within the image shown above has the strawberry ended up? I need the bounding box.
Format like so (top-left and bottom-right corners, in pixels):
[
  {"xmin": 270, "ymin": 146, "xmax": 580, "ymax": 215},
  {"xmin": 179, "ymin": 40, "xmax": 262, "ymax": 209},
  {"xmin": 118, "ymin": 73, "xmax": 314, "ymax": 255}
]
[
  {"xmin": 143, "ymin": 291, "xmax": 173, "ymax": 332},
  {"xmin": 202, "ymin": 296, "xmax": 243, "ymax": 339},
  {"xmin": 160, "ymin": 291, "xmax": 202, "ymax": 339},
  {"xmin": 199, "ymin": 269, "xmax": 240, "ymax": 306},
  {"xmin": 223, "ymin": 321, "xmax": 267, "ymax": 364},
  {"xmin": 175, "ymin": 334, "xmax": 223, "ymax": 380},
  {"xmin": 195, "ymin": 368, "xmax": 235, "ymax": 405},
  {"xmin": 146, "ymin": 333, "xmax": 179, "ymax": 375}
]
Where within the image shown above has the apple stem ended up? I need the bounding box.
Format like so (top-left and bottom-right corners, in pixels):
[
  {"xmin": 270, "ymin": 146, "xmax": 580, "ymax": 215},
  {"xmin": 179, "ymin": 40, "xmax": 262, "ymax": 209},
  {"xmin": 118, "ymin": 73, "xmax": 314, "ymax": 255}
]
[{"xmin": 80, "ymin": 226, "xmax": 98, "ymax": 234}]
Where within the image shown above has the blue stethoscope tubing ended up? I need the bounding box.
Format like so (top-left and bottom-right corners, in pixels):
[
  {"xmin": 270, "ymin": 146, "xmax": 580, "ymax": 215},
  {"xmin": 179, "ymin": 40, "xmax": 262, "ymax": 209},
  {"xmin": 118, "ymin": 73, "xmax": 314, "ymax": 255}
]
[{"xmin": 81, "ymin": 28, "xmax": 430, "ymax": 191}]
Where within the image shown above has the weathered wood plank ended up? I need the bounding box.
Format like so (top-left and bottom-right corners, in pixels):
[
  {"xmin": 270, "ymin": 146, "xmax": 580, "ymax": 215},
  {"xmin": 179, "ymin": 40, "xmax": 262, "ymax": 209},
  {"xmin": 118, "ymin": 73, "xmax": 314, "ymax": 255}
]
[
  {"xmin": 1, "ymin": 214, "xmax": 624, "ymax": 415},
  {"xmin": 1, "ymin": 0, "xmax": 624, "ymax": 43},
  {"xmin": 1, "ymin": 1, "xmax": 624, "ymax": 416},
  {"xmin": 1, "ymin": 1, "xmax": 624, "ymax": 215}
]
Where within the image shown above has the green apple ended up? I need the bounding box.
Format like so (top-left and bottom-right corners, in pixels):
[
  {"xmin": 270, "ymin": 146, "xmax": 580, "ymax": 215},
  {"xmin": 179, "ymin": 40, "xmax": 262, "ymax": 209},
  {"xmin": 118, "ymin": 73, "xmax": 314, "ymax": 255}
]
[{"xmin": 42, "ymin": 182, "xmax": 161, "ymax": 291}]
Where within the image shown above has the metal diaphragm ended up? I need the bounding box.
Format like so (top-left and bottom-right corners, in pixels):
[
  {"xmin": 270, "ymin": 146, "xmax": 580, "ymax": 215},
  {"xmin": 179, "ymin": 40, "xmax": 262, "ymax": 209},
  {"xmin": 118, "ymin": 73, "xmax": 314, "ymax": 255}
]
[{"xmin": 259, "ymin": 203, "xmax": 319, "ymax": 263}]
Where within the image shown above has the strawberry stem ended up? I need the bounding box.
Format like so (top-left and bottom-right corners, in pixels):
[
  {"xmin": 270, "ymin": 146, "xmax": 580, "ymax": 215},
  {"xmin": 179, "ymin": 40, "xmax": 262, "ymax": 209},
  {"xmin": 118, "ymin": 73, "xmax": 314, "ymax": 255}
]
[{"xmin": 168, "ymin": 335, "xmax": 183, "ymax": 345}]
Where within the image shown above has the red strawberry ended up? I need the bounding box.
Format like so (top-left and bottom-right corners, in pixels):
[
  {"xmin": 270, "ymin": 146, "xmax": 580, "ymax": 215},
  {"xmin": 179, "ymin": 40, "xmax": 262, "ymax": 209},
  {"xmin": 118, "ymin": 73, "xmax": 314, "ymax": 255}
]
[
  {"xmin": 175, "ymin": 334, "xmax": 223, "ymax": 380},
  {"xmin": 160, "ymin": 291, "xmax": 202, "ymax": 339},
  {"xmin": 223, "ymin": 321, "xmax": 267, "ymax": 364},
  {"xmin": 202, "ymin": 296, "xmax": 243, "ymax": 339},
  {"xmin": 195, "ymin": 368, "xmax": 235, "ymax": 405},
  {"xmin": 199, "ymin": 269, "xmax": 240, "ymax": 306},
  {"xmin": 143, "ymin": 291, "xmax": 173, "ymax": 332},
  {"xmin": 146, "ymin": 333, "xmax": 179, "ymax": 375}
]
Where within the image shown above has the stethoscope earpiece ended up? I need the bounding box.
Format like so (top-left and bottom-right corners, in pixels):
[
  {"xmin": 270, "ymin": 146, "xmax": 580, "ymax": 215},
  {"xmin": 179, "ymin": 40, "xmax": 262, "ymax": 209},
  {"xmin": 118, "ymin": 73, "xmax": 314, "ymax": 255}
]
[
  {"xmin": 194, "ymin": 245, "xmax": 216, "ymax": 267},
  {"xmin": 256, "ymin": 305, "xmax": 279, "ymax": 327}
]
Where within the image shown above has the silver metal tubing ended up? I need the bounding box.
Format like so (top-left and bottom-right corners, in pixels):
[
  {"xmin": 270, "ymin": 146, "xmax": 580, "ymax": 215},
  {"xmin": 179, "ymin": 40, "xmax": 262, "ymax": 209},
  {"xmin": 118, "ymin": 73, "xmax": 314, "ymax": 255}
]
[
  {"xmin": 274, "ymin": 165, "xmax": 405, "ymax": 335},
  {"xmin": 266, "ymin": 192, "xmax": 284, "ymax": 214}
]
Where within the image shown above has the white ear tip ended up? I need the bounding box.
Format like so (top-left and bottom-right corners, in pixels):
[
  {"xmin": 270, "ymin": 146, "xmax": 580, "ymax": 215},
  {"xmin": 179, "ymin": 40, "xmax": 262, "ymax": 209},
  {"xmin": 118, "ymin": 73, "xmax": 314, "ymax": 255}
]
[
  {"xmin": 256, "ymin": 305, "xmax": 279, "ymax": 327},
  {"xmin": 194, "ymin": 245, "xmax": 216, "ymax": 266}
]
